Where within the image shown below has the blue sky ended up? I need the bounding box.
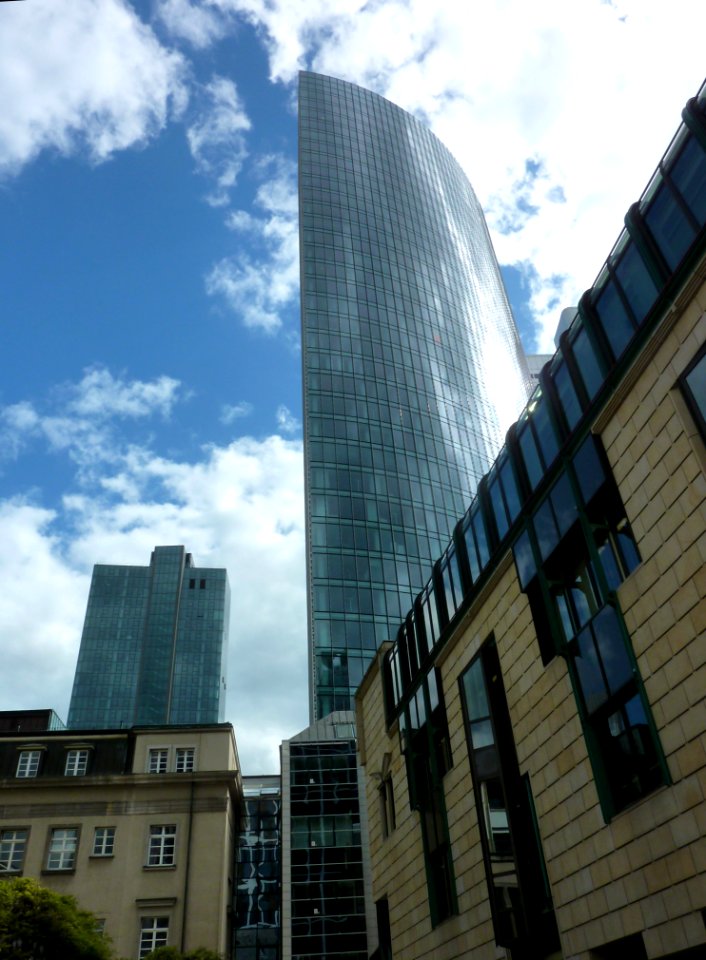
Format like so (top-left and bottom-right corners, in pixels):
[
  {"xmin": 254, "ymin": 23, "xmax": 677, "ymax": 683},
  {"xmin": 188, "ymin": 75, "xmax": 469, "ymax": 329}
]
[{"xmin": 0, "ymin": 0, "xmax": 704, "ymax": 772}]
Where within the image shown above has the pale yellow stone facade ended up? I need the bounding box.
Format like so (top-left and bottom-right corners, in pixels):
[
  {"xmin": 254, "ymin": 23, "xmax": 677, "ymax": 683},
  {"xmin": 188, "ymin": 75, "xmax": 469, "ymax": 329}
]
[
  {"xmin": 0, "ymin": 724, "xmax": 240, "ymax": 958},
  {"xmin": 356, "ymin": 261, "xmax": 706, "ymax": 959}
]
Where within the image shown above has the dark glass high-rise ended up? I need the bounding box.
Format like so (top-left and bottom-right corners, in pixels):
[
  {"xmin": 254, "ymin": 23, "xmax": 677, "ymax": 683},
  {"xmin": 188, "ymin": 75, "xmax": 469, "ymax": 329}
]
[
  {"xmin": 299, "ymin": 72, "xmax": 530, "ymax": 719},
  {"xmin": 68, "ymin": 545, "xmax": 229, "ymax": 728}
]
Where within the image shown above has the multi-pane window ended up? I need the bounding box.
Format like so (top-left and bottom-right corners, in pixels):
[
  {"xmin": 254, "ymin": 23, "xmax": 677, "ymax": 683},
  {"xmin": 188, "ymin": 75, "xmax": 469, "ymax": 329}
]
[
  {"xmin": 139, "ymin": 917, "xmax": 169, "ymax": 958},
  {"xmin": 0, "ymin": 829, "xmax": 28, "ymax": 873},
  {"xmin": 16, "ymin": 750, "xmax": 41, "ymax": 778},
  {"xmin": 65, "ymin": 749, "xmax": 90, "ymax": 777},
  {"xmin": 174, "ymin": 747, "xmax": 195, "ymax": 773},
  {"xmin": 92, "ymin": 827, "xmax": 115, "ymax": 857},
  {"xmin": 147, "ymin": 748, "xmax": 168, "ymax": 774},
  {"xmin": 46, "ymin": 828, "xmax": 78, "ymax": 871},
  {"xmin": 513, "ymin": 435, "xmax": 667, "ymax": 818},
  {"xmin": 147, "ymin": 825, "xmax": 176, "ymax": 867}
]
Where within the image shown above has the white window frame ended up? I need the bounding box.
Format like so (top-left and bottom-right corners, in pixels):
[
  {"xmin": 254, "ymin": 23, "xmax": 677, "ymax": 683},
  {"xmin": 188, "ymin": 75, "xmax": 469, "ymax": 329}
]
[
  {"xmin": 46, "ymin": 827, "xmax": 79, "ymax": 871},
  {"xmin": 139, "ymin": 916, "xmax": 169, "ymax": 958},
  {"xmin": 65, "ymin": 749, "xmax": 90, "ymax": 777},
  {"xmin": 92, "ymin": 826, "xmax": 115, "ymax": 857},
  {"xmin": 174, "ymin": 747, "xmax": 195, "ymax": 773},
  {"xmin": 16, "ymin": 750, "xmax": 41, "ymax": 778},
  {"xmin": 147, "ymin": 825, "xmax": 176, "ymax": 867},
  {"xmin": 0, "ymin": 828, "xmax": 28, "ymax": 873},
  {"xmin": 147, "ymin": 748, "xmax": 169, "ymax": 774}
]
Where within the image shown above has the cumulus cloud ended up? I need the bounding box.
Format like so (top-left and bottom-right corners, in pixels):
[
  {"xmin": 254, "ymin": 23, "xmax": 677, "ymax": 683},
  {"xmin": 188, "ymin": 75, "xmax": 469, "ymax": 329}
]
[
  {"xmin": 0, "ymin": 500, "xmax": 90, "ymax": 716},
  {"xmin": 0, "ymin": 378, "xmax": 308, "ymax": 773},
  {"xmin": 206, "ymin": 156, "xmax": 300, "ymax": 331},
  {"xmin": 156, "ymin": 0, "xmax": 230, "ymax": 49},
  {"xmin": 64, "ymin": 367, "xmax": 181, "ymax": 419},
  {"xmin": 186, "ymin": 75, "xmax": 251, "ymax": 206},
  {"xmin": 276, "ymin": 404, "xmax": 300, "ymax": 435},
  {"xmin": 0, "ymin": 368, "xmax": 182, "ymax": 473},
  {"xmin": 0, "ymin": 0, "xmax": 188, "ymax": 176}
]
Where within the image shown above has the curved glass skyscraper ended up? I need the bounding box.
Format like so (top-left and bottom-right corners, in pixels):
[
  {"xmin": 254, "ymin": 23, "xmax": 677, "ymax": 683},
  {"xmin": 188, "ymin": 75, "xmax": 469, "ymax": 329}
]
[{"xmin": 299, "ymin": 72, "xmax": 530, "ymax": 719}]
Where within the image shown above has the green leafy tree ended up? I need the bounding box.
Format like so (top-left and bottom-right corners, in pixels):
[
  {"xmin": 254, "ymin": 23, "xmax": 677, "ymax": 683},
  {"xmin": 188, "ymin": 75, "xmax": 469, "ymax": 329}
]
[{"xmin": 0, "ymin": 877, "xmax": 112, "ymax": 960}]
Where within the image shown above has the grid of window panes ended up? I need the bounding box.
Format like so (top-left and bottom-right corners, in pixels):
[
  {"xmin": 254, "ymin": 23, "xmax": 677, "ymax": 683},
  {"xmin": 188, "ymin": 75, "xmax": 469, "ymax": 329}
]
[
  {"xmin": 171, "ymin": 567, "xmax": 229, "ymax": 724},
  {"xmin": 16, "ymin": 750, "xmax": 41, "ymax": 778},
  {"xmin": 67, "ymin": 547, "xmax": 229, "ymax": 728},
  {"xmin": 147, "ymin": 824, "xmax": 176, "ymax": 866},
  {"xmin": 46, "ymin": 827, "xmax": 78, "ymax": 871},
  {"xmin": 139, "ymin": 918, "xmax": 169, "ymax": 958},
  {"xmin": 92, "ymin": 827, "xmax": 115, "ymax": 857},
  {"xmin": 233, "ymin": 782, "xmax": 281, "ymax": 960},
  {"xmin": 135, "ymin": 547, "xmax": 188, "ymax": 724},
  {"xmin": 67, "ymin": 564, "xmax": 150, "ymax": 728},
  {"xmin": 299, "ymin": 72, "xmax": 531, "ymax": 718},
  {"xmin": 289, "ymin": 740, "xmax": 367, "ymax": 960},
  {"xmin": 64, "ymin": 748, "xmax": 89, "ymax": 776},
  {"xmin": 381, "ymin": 80, "xmax": 706, "ymax": 817},
  {"xmin": 0, "ymin": 828, "xmax": 28, "ymax": 873}
]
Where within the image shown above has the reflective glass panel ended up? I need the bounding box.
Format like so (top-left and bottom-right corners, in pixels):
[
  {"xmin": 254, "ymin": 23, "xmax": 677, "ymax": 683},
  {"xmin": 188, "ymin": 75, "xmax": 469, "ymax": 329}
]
[
  {"xmin": 614, "ymin": 242, "xmax": 658, "ymax": 325},
  {"xmin": 644, "ymin": 181, "xmax": 696, "ymax": 271},
  {"xmin": 671, "ymin": 135, "xmax": 706, "ymax": 226}
]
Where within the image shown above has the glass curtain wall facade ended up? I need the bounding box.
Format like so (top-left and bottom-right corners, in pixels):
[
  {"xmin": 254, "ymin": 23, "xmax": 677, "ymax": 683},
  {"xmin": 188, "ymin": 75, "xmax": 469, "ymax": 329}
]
[
  {"xmin": 68, "ymin": 546, "xmax": 229, "ymax": 728},
  {"xmin": 281, "ymin": 713, "xmax": 370, "ymax": 960},
  {"xmin": 299, "ymin": 72, "xmax": 530, "ymax": 720},
  {"xmin": 234, "ymin": 777, "xmax": 282, "ymax": 960}
]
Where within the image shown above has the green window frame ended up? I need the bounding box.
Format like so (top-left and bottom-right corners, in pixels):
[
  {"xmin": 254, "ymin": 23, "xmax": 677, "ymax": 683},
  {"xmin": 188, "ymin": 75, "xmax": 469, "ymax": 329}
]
[
  {"xmin": 512, "ymin": 437, "xmax": 669, "ymax": 819},
  {"xmin": 679, "ymin": 341, "xmax": 706, "ymax": 441},
  {"xmin": 459, "ymin": 638, "xmax": 559, "ymax": 953},
  {"xmin": 399, "ymin": 668, "xmax": 456, "ymax": 926}
]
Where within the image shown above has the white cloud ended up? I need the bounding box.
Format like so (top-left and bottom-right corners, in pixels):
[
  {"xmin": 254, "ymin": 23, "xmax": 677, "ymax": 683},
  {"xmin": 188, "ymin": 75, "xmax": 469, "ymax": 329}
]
[
  {"xmin": 206, "ymin": 0, "xmax": 706, "ymax": 350},
  {"xmin": 156, "ymin": 0, "xmax": 230, "ymax": 49},
  {"xmin": 0, "ymin": 0, "xmax": 188, "ymax": 176},
  {"xmin": 221, "ymin": 401, "xmax": 254, "ymax": 424},
  {"xmin": 0, "ymin": 402, "xmax": 308, "ymax": 773},
  {"xmin": 205, "ymin": 156, "xmax": 300, "ymax": 332},
  {"xmin": 0, "ymin": 500, "xmax": 90, "ymax": 717},
  {"xmin": 0, "ymin": 368, "xmax": 183, "ymax": 473},
  {"xmin": 276, "ymin": 404, "xmax": 300, "ymax": 435},
  {"xmin": 187, "ymin": 75, "xmax": 251, "ymax": 206},
  {"xmin": 65, "ymin": 367, "xmax": 181, "ymax": 419}
]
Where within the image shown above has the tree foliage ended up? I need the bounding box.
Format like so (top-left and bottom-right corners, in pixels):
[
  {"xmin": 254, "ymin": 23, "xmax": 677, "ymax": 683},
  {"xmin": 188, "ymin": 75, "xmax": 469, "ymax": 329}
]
[{"xmin": 0, "ymin": 877, "xmax": 113, "ymax": 960}]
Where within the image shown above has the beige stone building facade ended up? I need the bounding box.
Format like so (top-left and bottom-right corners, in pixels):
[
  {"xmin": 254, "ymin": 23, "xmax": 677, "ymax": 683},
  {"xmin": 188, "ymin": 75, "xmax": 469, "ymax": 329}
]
[
  {"xmin": 356, "ymin": 87, "xmax": 706, "ymax": 960},
  {"xmin": 0, "ymin": 722, "xmax": 241, "ymax": 958}
]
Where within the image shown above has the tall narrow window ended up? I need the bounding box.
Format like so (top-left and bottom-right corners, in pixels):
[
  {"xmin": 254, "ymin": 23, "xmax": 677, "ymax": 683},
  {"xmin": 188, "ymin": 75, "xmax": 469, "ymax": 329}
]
[
  {"xmin": 401, "ymin": 668, "xmax": 455, "ymax": 926},
  {"xmin": 65, "ymin": 749, "xmax": 90, "ymax": 777},
  {"xmin": 0, "ymin": 829, "xmax": 28, "ymax": 873},
  {"xmin": 92, "ymin": 827, "xmax": 115, "ymax": 857},
  {"xmin": 147, "ymin": 825, "xmax": 176, "ymax": 867},
  {"xmin": 378, "ymin": 755, "xmax": 396, "ymax": 839},
  {"xmin": 679, "ymin": 342, "xmax": 706, "ymax": 440},
  {"xmin": 16, "ymin": 750, "xmax": 41, "ymax": 778},
  {"xmin": 139, "ymin": 917, "xmax": 169, "ymax": 958},
  {"xmin": 46, "ymin": 828, "xmax": 78, "ymax": 871},
  {"xmin": 460, "ymin": 639, "xmax": 559, "ymax": 953},
  {"xmin": 174, "ymin": 747, "xmax": 195, "ymax": 773}
]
